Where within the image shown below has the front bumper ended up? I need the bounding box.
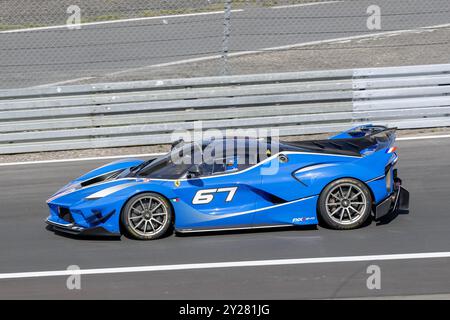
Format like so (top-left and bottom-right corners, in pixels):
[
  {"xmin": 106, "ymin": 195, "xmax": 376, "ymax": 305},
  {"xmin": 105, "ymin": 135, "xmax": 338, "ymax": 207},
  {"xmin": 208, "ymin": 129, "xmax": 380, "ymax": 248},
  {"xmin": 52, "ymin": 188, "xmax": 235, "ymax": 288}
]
[
  {"xmin": 374, "ymin": 185, "xmax": 410, "ymax": 220},
  {"xmin": 46, "ymin": 218, "xmax": 120, "ymax": 237}
]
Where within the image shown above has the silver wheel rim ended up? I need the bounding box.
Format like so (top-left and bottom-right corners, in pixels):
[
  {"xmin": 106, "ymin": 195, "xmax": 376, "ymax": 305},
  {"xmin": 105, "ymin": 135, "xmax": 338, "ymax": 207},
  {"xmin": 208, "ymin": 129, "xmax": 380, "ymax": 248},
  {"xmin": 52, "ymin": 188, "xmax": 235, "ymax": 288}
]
[
  {"xmin": 325, "ymin": 183, "xmax": 367, "ymax": 225},
  {"xmin": 127, "ymin": 196, "xmax": 168, "ymax": 237}
]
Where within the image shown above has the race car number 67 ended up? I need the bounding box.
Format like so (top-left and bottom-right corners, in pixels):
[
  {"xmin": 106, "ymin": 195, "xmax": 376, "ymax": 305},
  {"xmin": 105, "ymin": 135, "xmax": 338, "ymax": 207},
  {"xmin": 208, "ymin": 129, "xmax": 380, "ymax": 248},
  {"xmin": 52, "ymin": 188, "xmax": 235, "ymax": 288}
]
[{"xmin": 192, "ymin": 187, "xmax": 237, "ymax": 204}]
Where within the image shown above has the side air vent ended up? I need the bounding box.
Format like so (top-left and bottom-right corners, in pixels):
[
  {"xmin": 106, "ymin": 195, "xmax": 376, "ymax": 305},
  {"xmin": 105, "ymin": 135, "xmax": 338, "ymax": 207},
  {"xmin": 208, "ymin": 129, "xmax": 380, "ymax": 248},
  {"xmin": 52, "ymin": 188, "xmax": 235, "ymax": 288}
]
[{"xmin": 80, "ymin": 170, "xmax": 123, "ymax": 187}]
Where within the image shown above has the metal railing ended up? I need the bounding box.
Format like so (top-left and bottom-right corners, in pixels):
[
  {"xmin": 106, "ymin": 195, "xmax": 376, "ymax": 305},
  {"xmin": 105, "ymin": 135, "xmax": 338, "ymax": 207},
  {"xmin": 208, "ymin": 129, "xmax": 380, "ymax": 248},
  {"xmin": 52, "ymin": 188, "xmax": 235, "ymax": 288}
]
[{"xmin": 0, "ymin": 63, "xmax": 449, "ymax": 154}]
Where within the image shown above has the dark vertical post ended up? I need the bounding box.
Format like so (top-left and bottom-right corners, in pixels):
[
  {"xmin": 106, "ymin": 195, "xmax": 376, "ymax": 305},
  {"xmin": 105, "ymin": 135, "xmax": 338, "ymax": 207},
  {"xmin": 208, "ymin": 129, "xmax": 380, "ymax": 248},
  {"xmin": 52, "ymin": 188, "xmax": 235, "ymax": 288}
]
[{"xmin": 221, "ymin": 0, "xmax": 232, "ymax": 76}]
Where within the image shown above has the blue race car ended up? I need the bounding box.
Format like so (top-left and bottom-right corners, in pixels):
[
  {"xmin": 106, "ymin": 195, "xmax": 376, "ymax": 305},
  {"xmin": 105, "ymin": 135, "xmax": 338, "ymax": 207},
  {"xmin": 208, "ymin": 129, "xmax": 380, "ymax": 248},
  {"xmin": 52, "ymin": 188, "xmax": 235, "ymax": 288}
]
[{"xmin": 46, "ymin": 125, "xmax": 409, "ymax": 240}]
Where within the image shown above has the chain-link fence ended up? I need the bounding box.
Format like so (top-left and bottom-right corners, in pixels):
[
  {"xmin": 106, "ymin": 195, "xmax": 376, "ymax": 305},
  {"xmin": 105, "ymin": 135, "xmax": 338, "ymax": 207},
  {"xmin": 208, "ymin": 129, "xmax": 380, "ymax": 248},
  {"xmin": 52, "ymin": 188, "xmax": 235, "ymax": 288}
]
[{"xmin": 0, "ymin": 0, "xmax": 449, "ymax": 89}]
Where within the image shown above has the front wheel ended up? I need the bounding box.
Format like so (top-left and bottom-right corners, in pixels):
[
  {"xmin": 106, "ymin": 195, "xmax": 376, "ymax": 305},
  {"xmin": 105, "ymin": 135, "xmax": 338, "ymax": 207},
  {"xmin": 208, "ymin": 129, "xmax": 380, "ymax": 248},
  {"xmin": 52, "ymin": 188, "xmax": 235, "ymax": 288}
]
[
  {"xmin": 121, "ymin": 192, "xmax": 173, "ymax": 240},
  {"xmin": 318, "ymin": 178, "xmax": 372, "ymax": 230}
]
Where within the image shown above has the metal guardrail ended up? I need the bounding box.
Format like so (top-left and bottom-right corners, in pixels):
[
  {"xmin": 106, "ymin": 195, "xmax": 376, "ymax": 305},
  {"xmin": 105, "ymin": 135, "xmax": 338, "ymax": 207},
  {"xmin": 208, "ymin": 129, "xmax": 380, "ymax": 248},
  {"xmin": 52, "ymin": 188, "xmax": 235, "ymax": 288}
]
[{"xmin": 0, "ymin": 64, "xmax": 449, "ymax": 154}]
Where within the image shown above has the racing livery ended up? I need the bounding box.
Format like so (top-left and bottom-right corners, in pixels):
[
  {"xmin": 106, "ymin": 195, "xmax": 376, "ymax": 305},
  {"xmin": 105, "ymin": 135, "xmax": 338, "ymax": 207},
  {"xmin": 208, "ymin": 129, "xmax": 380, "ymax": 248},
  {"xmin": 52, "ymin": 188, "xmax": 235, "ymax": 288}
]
[{"xmin": 46, "ymin": 125, "xmax": 409, "ymax": 240}]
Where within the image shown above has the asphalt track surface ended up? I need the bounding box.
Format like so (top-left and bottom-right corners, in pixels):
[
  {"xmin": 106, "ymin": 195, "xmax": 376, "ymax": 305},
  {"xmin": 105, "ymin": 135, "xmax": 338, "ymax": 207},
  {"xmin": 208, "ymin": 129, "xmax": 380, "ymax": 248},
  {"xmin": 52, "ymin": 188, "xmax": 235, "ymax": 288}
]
[
  {"xmin": 0, "ymin": 137, "xmax": 449, "ymax": 299},
  {"xmin": 1, "ymin": 0, "xmax": 449, "ymax": 88}
]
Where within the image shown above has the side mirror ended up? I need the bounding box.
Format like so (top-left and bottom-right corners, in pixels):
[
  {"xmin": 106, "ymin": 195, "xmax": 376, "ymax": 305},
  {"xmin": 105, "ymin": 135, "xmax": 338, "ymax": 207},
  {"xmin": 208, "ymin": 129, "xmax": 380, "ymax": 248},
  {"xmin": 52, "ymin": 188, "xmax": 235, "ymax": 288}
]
[
  {"xmin": 187, "ymin": 164, "xmax": 201, "ymax": 178},
  {"xmin": 171, "ymin": 139, "xmax": 185, "ymax": 151}
]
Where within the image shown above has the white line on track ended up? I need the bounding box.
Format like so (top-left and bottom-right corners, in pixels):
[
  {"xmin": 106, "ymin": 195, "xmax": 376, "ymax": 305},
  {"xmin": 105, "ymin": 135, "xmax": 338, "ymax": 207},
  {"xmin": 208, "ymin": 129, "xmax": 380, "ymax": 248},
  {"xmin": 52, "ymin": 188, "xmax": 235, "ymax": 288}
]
[
  {"xmin": 0, "ymin": 0, "xmax": 343, "ymax": 35},
  {"xmin": 397, "ymin": 134, "xmax": 450, "ymax": 141},
  {"xmin": 30, "ymin": 18, "xmax": 450, "ymax": 86},
  {"xmin": 0, "ymin": 153, "xmax": 164, "ymax": 167},
  {"xmin": 1, "ymin": 252, "xmax": 450, "ymax": 280},
  {"xmin": 271, "ymin": 1, "xmax": 343, "ymax": 9},
  {"xmin": 0, "ymin": 134, "xmax": 449, "ymax": 167},
  {"xmin": 0, "ymin": 10, "xmax": 244, "ymax": 34},
  {"xmin": 97, "ymin": 22, "xmax": 450, "ymax": 81},
  {"xmin": 32, "ymin": 77, "xmax": 97, "ymax": 88},
  {"xmin": 103, "ymin": 54, "xmax": 224, "ymax": 77}
]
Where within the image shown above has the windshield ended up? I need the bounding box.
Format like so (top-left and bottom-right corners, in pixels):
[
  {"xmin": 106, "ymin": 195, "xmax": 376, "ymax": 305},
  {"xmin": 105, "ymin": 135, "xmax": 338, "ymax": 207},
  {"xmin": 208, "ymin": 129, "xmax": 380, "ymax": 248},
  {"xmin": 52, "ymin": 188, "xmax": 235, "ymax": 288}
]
[
  {"xmin": 131, "ymin": 138, "xmax": 263, "ymax": 179},
  {"xmin": 134, "ymin": 143, "xmax": 200, "ymax": 179}
]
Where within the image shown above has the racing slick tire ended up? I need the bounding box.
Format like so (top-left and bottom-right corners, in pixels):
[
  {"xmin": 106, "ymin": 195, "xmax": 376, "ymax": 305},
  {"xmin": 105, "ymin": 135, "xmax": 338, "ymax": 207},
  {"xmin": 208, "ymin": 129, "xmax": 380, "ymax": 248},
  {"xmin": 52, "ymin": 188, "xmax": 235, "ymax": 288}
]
[
  {"xmin": 121, "ymin": 192, "xmax": 173, "ymax": 240},
  {"xmin": 318, "ymin": 178, "xmax": 372, "ymax": 230}
]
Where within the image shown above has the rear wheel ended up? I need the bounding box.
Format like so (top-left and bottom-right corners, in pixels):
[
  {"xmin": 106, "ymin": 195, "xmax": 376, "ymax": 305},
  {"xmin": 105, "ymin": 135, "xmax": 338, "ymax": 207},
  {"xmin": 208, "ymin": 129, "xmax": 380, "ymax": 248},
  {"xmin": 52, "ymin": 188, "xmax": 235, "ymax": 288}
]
[
  {"xmin": 121, "ymin": 192, "xmax": 172, "ymax": 240},
  {"xmin": 318, "ymin": 178, "xmax": 372, "ymax": 230}
]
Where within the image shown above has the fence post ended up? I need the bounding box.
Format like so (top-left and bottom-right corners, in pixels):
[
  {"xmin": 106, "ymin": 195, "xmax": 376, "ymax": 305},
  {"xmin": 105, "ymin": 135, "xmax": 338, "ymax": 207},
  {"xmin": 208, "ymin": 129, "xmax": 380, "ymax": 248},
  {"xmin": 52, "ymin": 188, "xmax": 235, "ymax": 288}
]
[{"xmin": 221, "ymin": 0, "xmax": 232, "ymax": 76}]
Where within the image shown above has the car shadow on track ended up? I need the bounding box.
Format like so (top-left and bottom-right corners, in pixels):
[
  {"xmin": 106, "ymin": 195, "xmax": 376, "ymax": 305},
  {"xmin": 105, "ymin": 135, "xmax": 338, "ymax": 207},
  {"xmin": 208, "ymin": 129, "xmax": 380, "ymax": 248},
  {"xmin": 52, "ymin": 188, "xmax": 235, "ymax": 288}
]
[
  {"xmin": 175, "ymin": 225, "xmax": 318, "ymax": 238},
  {"xmin": 376, "ymin": 209, "xmax": 410, "ymax": 226},
  {"xmin": 45, "ymin": 225, "xmax": 121, "ymax": 241},
  {"xmin": 45, "ymin": 210, "xmax": 407, "ymax": 241}
]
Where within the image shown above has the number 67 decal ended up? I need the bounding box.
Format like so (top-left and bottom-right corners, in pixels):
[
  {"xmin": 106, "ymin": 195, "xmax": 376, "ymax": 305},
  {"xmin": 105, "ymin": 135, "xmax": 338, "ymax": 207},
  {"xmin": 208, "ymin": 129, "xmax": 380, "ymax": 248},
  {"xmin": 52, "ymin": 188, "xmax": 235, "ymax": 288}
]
[{"xmin": 192, "ymin": 187, "xmax": 238, "ymax": 204}]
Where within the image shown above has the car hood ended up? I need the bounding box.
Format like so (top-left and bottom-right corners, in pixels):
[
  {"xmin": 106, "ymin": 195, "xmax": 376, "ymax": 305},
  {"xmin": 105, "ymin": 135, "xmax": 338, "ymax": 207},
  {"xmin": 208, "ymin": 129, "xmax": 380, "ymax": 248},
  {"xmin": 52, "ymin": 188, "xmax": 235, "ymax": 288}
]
[
  {"xmin": 47, "ymin": 158, "xmax": 146, "ymax": 206},
  {"xmin": 47, "ymin": 177, "xmax": 144, "ymax": 207},
  {"xmin": 74, "ymin": 158, "xmax": 144, "ymax": 183}
]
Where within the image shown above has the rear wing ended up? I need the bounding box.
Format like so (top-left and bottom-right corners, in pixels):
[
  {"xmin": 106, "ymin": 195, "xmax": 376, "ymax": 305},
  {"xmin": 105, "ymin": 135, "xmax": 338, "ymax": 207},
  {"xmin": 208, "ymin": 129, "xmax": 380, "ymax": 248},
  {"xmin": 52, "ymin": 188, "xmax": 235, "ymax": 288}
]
[
  {"xmin": 281, "ymin": 125, "xmax": 397, "ymax": 157},
  {"xmin": 329, "ymin": 125, "xmax": 395, "ymax": 140}
]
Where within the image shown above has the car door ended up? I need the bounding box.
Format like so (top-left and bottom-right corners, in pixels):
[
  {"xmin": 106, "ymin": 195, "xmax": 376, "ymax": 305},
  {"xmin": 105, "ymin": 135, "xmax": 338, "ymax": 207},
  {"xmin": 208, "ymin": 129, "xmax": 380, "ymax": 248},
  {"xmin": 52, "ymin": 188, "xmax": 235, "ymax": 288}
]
[
  {"xmin": 251, "ymin": 152, "xmax": 315, "ymax": 226},
  {"xmin": 174, "ymin": 153, "xmax": 259, "ymax": 230}
]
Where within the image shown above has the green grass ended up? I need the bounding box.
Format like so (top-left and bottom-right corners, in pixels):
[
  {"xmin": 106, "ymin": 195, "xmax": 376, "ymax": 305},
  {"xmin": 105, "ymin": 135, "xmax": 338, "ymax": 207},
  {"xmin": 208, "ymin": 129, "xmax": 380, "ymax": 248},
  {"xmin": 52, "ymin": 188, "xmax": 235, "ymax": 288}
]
[{"xmin": 0, "ymin": 23, "xmax": 45, "ymax": 31}]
